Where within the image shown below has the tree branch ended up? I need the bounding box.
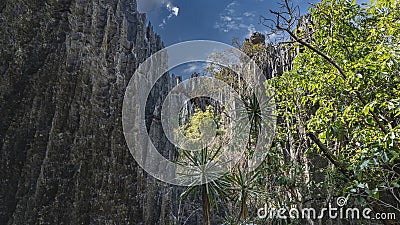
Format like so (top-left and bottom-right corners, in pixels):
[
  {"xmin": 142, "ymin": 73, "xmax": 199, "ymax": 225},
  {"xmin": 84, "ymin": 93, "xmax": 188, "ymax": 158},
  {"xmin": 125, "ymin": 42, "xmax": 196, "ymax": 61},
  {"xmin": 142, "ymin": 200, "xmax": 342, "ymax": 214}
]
[
  {"xmin": 280, "ymin": 26, "xmax": 347, "ymax": 77},
  {"xmin": 307, "ymin": 132, "xmax": 351, "ymax": 179}
]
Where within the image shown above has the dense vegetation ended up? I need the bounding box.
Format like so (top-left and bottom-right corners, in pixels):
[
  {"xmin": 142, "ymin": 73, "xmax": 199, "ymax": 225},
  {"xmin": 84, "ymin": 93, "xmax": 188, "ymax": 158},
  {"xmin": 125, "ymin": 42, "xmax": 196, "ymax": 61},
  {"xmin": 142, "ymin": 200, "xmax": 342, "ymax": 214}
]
[{"xmin": 177, "ymin": 0, "xmax": 400, "ymax": 224}]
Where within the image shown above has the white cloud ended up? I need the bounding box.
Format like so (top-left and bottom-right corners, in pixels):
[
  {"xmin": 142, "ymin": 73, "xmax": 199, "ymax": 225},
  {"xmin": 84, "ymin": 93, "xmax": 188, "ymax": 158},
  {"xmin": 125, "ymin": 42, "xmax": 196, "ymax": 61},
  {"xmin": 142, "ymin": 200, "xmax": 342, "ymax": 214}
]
[
  {"xmin": 166, "ymin": 3, "xmax": 179, "ymax": 16},
  {"xmin": 159, "ymin": 19, "xmax": 167, "ymax": 28},
  {"xmin": 181, "ymin": 63, "xmax": 209, "ymax": 75},
  {"xmin": 244, "ymin": 24, "xmax": 256, "ymax": 39},
  {"xmin": 243, "ymin": 12, "xmax": 255, "ymax": 17},
  {"xmin": 159, "ymin": 2, "xmax": 180, "ymax": 28},
  {"xmin": 222, "ymin": 16, "xmax": 233, "ymax": 22},
  {"xmin": 183, "ymin": 64, "xmax": 199, "ymax": 73},
  {"xmin": 214, "ymin": 1, "xmax": 244, "ymax": 33},
  {"xmin": 214, "ymin": 1, "xmax": 258, "ymax": 35},
  {"xmin": 137, "ymin": 0, "xmax": 179, "ymax": 28},
  {"xmin": 227, "ymin": 1, "xmax": 238, "ymax": 8},
  {"xmin": 267, "ymin": 33, "xmax": 278, "ymax": 42}
]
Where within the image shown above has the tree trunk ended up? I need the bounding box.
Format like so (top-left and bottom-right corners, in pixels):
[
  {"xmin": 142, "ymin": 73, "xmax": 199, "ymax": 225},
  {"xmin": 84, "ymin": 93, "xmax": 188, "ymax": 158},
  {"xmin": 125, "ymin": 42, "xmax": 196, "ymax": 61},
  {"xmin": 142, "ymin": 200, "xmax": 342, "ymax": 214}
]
[{"xmin": 201, "ymin": 184, "xmax": 211, "ymax": 225}]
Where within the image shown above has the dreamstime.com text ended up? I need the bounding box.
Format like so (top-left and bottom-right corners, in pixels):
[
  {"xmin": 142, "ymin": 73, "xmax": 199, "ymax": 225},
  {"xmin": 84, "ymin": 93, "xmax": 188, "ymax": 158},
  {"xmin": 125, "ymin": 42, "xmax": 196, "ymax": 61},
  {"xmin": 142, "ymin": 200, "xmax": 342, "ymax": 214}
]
[{"xmin": 257, "ymin": 198, "xmax": 396, "ymax": 221}]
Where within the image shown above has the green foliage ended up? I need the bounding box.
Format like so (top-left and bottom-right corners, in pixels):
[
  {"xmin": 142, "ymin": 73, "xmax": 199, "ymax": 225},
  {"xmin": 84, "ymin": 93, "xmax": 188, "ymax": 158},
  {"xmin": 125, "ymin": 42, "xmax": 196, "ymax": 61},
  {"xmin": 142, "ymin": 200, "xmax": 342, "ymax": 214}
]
[
  {"xmin": 270, "ymin": 0, "xmax": 400, "ymax": 209},
  {"xmin": 178, "ymin": 146, "xmax": 227, "ymax": 203},
  {"xmin": 177, "ymin": 106, "xmax": 228, "ymax": 225},
  {"xmin": 179, "ymin": 1, "xmax": 400, "ymax": 223},
  {"xmin": 181, "ymin": 106, "xmax": 222, "ymax": 141}
]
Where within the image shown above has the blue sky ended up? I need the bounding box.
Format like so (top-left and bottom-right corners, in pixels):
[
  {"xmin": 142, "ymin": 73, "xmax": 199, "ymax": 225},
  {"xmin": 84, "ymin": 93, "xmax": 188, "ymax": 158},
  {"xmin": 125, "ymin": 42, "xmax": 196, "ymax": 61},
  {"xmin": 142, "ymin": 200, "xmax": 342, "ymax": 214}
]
[
  {"xmin": 136, "ymin": 0, "xmax": 369, "ymax": 78},
  {"xmin": 137, "ymin": 0, "xmax": 318, "ymax": 77},
  {"xmin": 137, "ymin": 0, "xmax": 318, "ymax": 46}
]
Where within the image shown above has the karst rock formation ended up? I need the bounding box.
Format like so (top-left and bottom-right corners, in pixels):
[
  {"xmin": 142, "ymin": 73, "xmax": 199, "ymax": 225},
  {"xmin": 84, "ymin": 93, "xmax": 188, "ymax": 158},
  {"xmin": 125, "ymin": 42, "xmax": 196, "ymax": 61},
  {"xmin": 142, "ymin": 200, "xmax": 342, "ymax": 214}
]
[{"xmin": 0, "ymin": 0, "xmax": 178, "ymax": 224}]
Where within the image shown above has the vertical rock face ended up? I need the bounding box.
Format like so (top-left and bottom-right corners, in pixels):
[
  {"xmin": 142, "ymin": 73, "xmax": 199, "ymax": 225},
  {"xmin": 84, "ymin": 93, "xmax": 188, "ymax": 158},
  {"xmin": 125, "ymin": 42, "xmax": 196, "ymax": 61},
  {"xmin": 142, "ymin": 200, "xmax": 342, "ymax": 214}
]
[
  {"xmin": 245, "ymin": 15, "xmax": 313, "ymax": 79},
  {"xmin": 0, "ymin": 0, "xmax": 175, "ymax": 224}
]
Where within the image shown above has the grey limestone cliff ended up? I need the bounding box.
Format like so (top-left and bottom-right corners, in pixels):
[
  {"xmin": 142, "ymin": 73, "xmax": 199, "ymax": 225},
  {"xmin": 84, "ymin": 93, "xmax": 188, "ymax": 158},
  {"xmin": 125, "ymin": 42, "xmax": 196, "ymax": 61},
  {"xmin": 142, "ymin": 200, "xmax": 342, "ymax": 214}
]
[{"xmin": 0, "ymin": 0, "xmax": 177, "ymax": 224}]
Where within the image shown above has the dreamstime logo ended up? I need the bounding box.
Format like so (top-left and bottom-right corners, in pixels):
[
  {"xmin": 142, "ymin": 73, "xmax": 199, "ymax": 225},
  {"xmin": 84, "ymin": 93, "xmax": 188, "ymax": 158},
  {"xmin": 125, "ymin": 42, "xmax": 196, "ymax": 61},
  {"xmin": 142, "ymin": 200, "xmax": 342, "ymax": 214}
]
[
  {"xmin": 257, "ymin": 197, "xmax": 396, "ymax": 221},
  {"xmin": 122, "ymin": 40, "xmax": 276, "ymax": 186},
  {"xmin": 336, "ymin": 197, "xmax": 347, "ymax": 207}
]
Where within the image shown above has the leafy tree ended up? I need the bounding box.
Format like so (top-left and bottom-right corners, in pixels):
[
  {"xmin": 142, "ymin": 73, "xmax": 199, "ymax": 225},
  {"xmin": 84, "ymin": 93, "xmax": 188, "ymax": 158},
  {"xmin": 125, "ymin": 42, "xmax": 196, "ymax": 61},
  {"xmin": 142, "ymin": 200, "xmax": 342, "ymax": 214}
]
[
  {"xmin": 177, "ymin": 1, "xmax": 400, "ymax": 224},
  {"xmin": 265, "ymin": 0, "xmax": 400, "ymax": 223},
  {"xmin": 177, "ymin": 105, "xmax": 227, "ymax": 225}
]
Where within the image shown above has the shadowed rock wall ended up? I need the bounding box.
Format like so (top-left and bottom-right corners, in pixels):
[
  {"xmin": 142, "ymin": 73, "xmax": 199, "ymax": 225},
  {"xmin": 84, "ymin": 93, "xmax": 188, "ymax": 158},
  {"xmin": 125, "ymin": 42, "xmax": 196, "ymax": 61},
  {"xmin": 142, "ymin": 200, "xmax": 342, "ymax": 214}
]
[{"xmin": 0, "ymin": 0, "xmax": 177, "ymax": 224}]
